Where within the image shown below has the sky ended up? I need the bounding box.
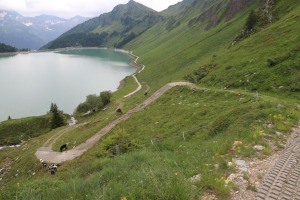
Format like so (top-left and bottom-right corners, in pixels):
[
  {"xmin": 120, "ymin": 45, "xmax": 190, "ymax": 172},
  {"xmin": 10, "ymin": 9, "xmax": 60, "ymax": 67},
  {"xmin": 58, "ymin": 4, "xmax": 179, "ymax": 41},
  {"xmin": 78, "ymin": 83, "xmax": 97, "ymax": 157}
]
[{"xmin": 0, "ymin": 0, "xmax": 182, "ymax": 19}]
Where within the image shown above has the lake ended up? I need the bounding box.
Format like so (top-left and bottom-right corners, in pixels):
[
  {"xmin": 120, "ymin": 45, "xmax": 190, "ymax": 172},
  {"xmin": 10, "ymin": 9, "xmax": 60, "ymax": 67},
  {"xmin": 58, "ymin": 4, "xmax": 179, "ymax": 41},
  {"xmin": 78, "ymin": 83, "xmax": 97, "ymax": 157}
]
[{"xmin": 0, "ymin": 48, "xmax": 136, "ymax": 122}]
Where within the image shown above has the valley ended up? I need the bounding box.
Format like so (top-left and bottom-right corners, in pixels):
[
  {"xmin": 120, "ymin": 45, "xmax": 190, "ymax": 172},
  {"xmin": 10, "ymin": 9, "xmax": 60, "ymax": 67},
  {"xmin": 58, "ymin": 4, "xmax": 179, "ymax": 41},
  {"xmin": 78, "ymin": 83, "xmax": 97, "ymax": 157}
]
[{"xmin": 0, "ymin": 0, "xmax": 299, "ymax": 199}]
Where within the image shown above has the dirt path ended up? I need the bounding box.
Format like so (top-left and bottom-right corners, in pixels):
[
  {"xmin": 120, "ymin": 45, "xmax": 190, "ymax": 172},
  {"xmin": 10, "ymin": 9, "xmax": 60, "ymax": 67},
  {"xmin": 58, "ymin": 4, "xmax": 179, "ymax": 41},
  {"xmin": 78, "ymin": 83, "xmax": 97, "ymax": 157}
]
[
  {"xmin": 123, "ymin": 53, "xmax": 145, "ymax": 98},
  {"xmin": 123, "ymin": 75, "xmax": 142, "ymax": 98},
  {"xmin": 35, "ymin": 82, "xmax": 193, "ymax": 163},
  {"xmin": 36, "ymin": 81, "xmax": 298, "ymax": 164}
]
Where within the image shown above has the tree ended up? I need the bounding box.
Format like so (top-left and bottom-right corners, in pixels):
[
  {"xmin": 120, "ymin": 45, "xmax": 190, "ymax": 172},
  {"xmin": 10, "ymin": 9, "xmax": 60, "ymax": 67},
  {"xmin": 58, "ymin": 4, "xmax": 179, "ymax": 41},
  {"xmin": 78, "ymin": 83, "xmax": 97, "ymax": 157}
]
[
  {"xmin": 50, "ymin": 103, "xmax": 55, "ymax": 113},
  {"xmin": 50, "ymin": 103, "xmax": 65, "ymax": 129},
  {"xmin": 245, "ymin": 10, "xmax": 257, "ymax": 31},
  {"xmin": 8, "ymin": 116, "xmax": 11, "ymax": 120},
  {"xmin": 100, "ymin": 91, "xmax": 112, "ymax": 106}
]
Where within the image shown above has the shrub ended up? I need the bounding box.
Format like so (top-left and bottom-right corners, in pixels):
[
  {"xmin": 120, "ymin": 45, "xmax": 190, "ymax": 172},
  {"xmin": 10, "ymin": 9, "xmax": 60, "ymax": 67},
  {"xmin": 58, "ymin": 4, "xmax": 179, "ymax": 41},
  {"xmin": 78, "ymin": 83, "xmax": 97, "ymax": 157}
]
[
  {"xmin": 245, "ymin": 10, "xmax": 257, "ymax": 31},
  {"xmin": 100, "ymin": 91, "xmax": 112, "ymax": 105},
  {"xmin": 76, "ymin": 91, "xmax": 112, "ymax": 113},
  {"xmin": 101, "ymin": 127, "xmax": 143, "ymax": 156},
  {"xmin": 267, "ymin": 58, "xmax": 277, "ymax": 66}
]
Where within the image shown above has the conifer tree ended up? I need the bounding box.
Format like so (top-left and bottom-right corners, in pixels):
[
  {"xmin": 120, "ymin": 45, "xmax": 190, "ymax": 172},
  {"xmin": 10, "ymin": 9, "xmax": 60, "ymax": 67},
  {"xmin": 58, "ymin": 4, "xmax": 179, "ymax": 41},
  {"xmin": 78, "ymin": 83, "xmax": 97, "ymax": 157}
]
[
  {"xmin": 51, "ymin": 103, "xmax": 65, "ymax": 129},
  {"xmin": 245, "ymin": 9, "xmax": 257, "ymax": 31}
]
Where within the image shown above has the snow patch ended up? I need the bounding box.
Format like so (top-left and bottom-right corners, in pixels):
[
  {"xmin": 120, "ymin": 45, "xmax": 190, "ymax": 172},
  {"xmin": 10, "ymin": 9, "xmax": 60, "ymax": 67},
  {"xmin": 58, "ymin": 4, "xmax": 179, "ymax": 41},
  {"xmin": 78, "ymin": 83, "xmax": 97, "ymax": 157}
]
[
  {"xmin": 23, "ymin": 22, "xmax": 33, "ymax": 26},
  {"xmin": 0, "ymin": 12, "xmax": 7, "ymax": 20}
]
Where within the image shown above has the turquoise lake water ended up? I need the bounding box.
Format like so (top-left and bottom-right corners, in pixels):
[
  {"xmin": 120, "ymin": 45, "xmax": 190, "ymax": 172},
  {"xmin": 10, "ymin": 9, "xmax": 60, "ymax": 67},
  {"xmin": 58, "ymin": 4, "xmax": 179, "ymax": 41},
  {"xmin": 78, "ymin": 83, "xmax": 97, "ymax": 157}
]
[{"xmin": 0, "ymin": 48, "xmax": 135, "ymax": 122}]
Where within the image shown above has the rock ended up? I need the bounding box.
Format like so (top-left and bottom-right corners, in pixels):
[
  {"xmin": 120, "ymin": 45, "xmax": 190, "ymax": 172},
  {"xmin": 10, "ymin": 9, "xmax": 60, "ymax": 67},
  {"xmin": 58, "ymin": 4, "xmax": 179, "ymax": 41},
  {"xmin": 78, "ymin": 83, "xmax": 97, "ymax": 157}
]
[
  {"xmin": 214, "ymin": 164, "xmax": 219, "ymax": 169},
  {"xmin": 277, "ymin": 104, "xmax": 284, "ymax": 108},
  {"xmin": 190, "ymin": 174, "xmax": 201, "ymax": 183},
  {"xmin": 225, "ymin": 173, "xmax": 237, "ymax": 185},
  {"xmin": 232, "ymin": 141, "xmax": 243, "ymax": 150},
  {"xmin": 278, "ymin": 86, "xmax": 284, "ymax": 89},
  {"xmin": 155, "ymin": 122, "xmax": 159, "ymax": 125},
  {"xmin": 253, "ymin": 145, "xmax": 265, "ymax": 151},
  {"xmin": 266, "ymin": 123, "xmax": 274, "ymax": 129},
  {"xmin": 0, "ymin": 168, "xmax": 6, "ymax": 175},
  {"xmin": 228, "ymin": 162, "xmax": 233, "ymax": 167},
  {"xmin": 233, "ymin": 159, "xmax": 247, "ymax": 172},
  {"xmin": 233, "ymin": 141, "xmax": 243, "ymax": 146},
  {"xmin": 276, "ymin": 131, "xmax": 282, "ymax": 136}
]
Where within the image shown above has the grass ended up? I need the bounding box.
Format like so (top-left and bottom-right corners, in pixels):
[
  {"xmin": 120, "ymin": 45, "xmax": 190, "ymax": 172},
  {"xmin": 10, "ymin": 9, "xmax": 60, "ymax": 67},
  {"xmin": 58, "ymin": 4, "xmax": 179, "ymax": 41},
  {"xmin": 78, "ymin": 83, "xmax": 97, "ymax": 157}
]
[
  {"xmin": 1, "ymin": 85, "xmax": 298, "ymax": 199},
  {"xmin": 0, "ymin": 115, "xmax": 52, "ymax": 146},
  {"xmin": 112, "ymin": 75, "xmax": 139, "ymax": 100}
]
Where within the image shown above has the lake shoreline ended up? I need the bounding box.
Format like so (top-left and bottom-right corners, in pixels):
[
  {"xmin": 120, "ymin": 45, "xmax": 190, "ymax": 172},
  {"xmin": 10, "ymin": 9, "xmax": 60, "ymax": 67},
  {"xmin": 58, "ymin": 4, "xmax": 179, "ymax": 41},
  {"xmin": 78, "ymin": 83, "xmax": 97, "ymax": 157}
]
[{"xmin": 0, "ymin": 47, "xmax": 138, "ymax": 122}]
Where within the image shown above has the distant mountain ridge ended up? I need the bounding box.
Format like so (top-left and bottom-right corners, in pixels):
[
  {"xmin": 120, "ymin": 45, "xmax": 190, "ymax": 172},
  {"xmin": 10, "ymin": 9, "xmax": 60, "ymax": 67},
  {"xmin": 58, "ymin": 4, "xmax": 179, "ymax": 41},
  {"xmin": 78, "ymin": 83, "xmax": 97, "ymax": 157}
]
[
  {"xmin": 0, "ymin": 10, "xmax": 89, "ymax": 49},
  {"xmin": 42, "ymin": 0, "xmax": 163, "ymax": 49},
  {"xmin": 43, "ymin": 0, "xmax": 257, "ymax": 50}
]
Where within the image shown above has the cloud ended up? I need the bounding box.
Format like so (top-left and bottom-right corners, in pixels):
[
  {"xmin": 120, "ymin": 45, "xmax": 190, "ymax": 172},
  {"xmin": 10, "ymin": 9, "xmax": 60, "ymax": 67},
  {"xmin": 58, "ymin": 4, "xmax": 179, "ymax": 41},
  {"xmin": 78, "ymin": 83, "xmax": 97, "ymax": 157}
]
[{"xmin": 0, "ymin": 0, "xmax": 182, "ymax": 18}]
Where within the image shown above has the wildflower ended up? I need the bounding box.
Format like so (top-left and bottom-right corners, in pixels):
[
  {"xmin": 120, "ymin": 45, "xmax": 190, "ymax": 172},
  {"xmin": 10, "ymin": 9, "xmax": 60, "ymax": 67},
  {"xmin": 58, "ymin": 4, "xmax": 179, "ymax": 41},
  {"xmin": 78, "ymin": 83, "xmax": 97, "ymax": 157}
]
[
  {"xmin": 121, "ymin": 197, "xmax": 127, "ymax": 200},
  {"xmin": 273, "ymin": 115, "xmax": 277, "ymax": 119},
  {"xmin": 237, "ymin": 147, "xmax": 241, "ymax": 150},
  {"xmin": 244, "ymin": 146, "xmax": 249, "ymax": 148},
  {"xmin": 238, "ymin": 150, "xmax": 241, "ymax": 153},
  {"xmin": 221, "ymin": 155, "xmax": 224, "ymax": 158},
  {"xmin": 259, "ymin": 131, "xmax": 263, "ymax": 136},
  {"xmin": 17, "ymin": 183, "xmax": 19, "ymax": 186},
  {"xmin": 253, "ymin": 134, "xmax": 257, "ymax": 139},
  {"xmin": 215, "ymin": 153, "xmax": 219, "ymax": 156},
  {"xmin": 175, "ymin": 173, "xmax": 178, "ymax": 176},
  {"xmin": 212, "ymin": 156, "xmax": 215, "ymax": 159}
]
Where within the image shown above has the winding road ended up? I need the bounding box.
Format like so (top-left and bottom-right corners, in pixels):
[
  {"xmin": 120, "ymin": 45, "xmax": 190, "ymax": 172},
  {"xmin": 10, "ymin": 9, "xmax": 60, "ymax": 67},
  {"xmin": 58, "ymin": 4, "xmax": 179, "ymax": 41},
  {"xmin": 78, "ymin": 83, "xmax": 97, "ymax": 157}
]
[{"xmin": 35, "ymin": 82, "xmax": 193, "ymax": 163}]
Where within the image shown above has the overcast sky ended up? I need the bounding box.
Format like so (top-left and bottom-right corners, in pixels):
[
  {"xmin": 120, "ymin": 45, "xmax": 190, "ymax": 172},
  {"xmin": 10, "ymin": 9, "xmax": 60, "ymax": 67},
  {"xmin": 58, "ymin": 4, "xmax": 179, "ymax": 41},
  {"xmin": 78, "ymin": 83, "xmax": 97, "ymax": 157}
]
[{"xmin": 0, "ymin": 0, "xmax": 182, "ymax": 19}]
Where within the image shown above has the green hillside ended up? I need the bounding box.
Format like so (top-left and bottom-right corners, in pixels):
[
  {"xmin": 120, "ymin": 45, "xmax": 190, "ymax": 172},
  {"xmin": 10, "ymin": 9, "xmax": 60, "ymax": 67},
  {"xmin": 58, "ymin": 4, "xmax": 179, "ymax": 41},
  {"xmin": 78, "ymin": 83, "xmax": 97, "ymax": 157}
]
[
  {"xmin": 0, "ymin": 43, "xmax": 18, "ymax": 53},
  {"xmin": 126, "ymin": 0, "xmax": 299, "ymax": 99},
  {"xmin": 43, "ymin": 0, "xmax": 162, "ymax": 49},
  {"xmin": 1, "ymin": 0, "xmax": 299, "ymax": 199}
]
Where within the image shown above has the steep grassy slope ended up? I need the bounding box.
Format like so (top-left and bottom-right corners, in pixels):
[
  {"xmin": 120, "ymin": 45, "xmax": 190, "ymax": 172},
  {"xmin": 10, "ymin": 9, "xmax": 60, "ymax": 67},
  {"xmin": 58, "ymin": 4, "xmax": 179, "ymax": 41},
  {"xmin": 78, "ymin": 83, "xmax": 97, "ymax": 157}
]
[
  {"xmin": 1, "ymin": 85, "xmax": 299, "ymax": 199},
  {"xmin": 126, "ymin": 0, "xmax": 258, "ymax": 89},
  {"xmin": 0, "ymin": 115, "xmax": 52, "ymax": 145},
  {"xmin": 125, "ymin": 0, "xmax": 299, "ymax": 99}
]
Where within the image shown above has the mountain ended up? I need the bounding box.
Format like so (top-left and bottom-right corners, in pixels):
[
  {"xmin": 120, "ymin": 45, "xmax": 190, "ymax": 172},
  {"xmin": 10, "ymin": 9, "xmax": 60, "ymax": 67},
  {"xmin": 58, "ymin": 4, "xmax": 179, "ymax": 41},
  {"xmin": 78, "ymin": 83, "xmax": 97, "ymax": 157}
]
[
  {"xmin": 42, "ymin": 0, "xmax": 163, "ymax": 49},
  {"xmin": 44, "ymin": 0, "xmax": 299, "ymax": 98},
  {"xmin": 125, "ymin": 0, "xmax": 300, "ymax": 98},
  {"xmin": 0, "ymin": 10, "xmax": 89, "ymax": 49}
]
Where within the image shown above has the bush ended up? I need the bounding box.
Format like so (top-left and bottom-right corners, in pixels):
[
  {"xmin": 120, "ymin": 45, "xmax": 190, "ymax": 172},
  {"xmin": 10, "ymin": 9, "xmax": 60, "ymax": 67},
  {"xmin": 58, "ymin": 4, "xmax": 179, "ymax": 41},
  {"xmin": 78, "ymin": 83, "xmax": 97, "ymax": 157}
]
[
  {"xmin": 245, "ymin": 10, "xmax": 257, "ymax": 31},
  {"xmin": 76, "ymin": 91, "xmax": 111, "ymax": 113},
  {"xmin": 101, "ymin": 128, "xmax": 143, "ymax": 156},
  {"xmin": 100, "ymin": 91, "xmax": 112, "ymax": 105},
  {"xmin": 267, "ymin": 58, "xmax": 277, "ymax": 66}
]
